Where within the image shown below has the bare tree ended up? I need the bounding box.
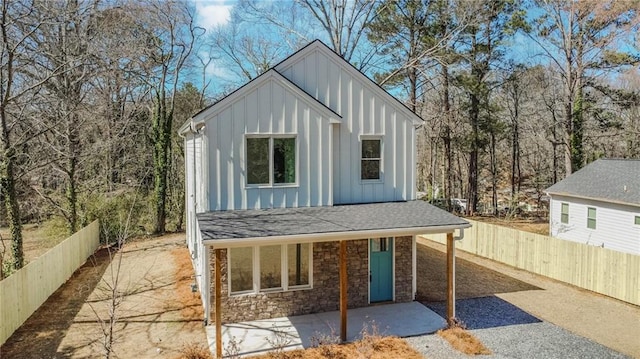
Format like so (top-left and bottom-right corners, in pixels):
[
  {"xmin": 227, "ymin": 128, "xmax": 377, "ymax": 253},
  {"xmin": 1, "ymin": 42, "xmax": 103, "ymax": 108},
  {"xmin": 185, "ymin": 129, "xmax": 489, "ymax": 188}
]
[
  {"xmin": 29, "ymin": 0, "xmax": 102, "ymax": 234},
  {"xmin": 530, "ymin": 0, "xmax": 639, "ymax": 176},
  {"xmin": 209, "ymin": 22, "xmax": 293, "ymax": 83},
  {"xmin": 297, "ymin": 0, "xmax": 379, "ymax": 70},
  {"xmin": 1, "ymin": 0, "xmax": 61, "ymax": 269},
  {"xmin": 137, "ymin": 0, "xmax": 200, "ymax": 234}
]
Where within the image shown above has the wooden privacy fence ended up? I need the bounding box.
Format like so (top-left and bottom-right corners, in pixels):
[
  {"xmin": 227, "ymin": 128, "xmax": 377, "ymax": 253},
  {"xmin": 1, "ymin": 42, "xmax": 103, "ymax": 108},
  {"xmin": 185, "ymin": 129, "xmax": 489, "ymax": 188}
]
[
  {"xmin": 0, "ymin": 220, "xmax": 100, "ymax": 346},
  {"xmin": 426, "ymin": 219, "xmax": 639, "ymax": 306}
]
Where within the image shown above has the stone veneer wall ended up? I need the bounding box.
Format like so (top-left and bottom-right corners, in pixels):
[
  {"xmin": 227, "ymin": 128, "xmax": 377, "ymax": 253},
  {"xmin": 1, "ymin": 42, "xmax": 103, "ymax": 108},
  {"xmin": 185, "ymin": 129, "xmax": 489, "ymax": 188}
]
[
  {"xmin": 210, "ymin": 237, "xmax": 414, "ymax": 324},
  {"xmin": 394, "ymin": 236, "xmax": 414, "ymax": 302}
]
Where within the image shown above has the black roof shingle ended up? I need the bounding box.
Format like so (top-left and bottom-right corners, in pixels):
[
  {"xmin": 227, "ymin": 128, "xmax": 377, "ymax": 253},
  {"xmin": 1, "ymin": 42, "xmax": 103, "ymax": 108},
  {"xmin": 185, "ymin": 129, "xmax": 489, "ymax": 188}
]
[{"xmin": 197, "ymin": 200, "xmax": 469, "ymax": 243}]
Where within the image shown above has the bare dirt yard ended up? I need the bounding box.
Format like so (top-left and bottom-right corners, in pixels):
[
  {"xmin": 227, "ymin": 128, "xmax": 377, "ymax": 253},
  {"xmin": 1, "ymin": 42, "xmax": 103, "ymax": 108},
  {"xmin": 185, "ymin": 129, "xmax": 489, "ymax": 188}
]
[
  {"xmin": 0, "ymin": 233, "xmax": 207, "ymax": 358},
  {"xmin": 416, "ymin": 237, "xmax": 640, "ymax": 358}
]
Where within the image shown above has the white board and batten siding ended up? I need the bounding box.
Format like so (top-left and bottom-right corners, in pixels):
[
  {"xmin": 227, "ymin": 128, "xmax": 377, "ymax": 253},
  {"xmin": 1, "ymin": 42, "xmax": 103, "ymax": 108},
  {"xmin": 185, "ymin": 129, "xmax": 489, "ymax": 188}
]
[
  {"xmin": 276, "ymin": 44, "xmax": 417, "ymax": 204},
  {"xmin": 184, "ymin": 131, "xmax": 209, "ymax": 297},
  {"xmin": 197, "ymin": 71, "xmax": 336, "ymax": 211},
  {"xmin": 550, "ymin": 195, "xmax": 640, "ymax": 255}
]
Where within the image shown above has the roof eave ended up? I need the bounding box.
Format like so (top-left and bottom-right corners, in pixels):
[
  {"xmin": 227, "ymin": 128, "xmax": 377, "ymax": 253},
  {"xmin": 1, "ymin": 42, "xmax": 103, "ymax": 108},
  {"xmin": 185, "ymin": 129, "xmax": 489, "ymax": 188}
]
[
  {"xmin": 202, "ymin": 222, "xmax": 471, "ymax": 248},
  {"xmin": 178, "ymin": 118, "xmax": 193, "ymax": 136},
  {"xmin": 185, "ymin": 69, "xmax": 342, "ymax": 130},
  {"xmin": 546, "ymin": 191, "xmax": 640, "ymax": 208}
]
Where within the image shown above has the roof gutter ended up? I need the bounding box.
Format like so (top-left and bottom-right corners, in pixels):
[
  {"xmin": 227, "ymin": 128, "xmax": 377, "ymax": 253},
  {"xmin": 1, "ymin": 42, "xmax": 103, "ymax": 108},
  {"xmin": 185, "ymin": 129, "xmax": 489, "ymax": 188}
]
[{"xmin": 203, "ymin": 223, "xmax": 472, "ymax": 248}]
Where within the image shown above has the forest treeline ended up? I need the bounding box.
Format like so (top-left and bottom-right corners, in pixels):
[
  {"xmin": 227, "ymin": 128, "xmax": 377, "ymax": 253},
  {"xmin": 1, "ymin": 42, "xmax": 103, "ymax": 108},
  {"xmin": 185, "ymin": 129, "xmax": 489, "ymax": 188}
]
[{"xmin": 1, "ymin": 0, "xmax": 638, "ymax": 273}]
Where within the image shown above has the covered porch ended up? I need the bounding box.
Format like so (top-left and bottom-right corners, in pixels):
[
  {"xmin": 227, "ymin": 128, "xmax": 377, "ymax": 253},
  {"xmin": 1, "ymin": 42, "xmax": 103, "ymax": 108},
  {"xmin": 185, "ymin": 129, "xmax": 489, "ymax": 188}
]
[
  {"xmin": 205, "ymin": 302, "xmax": 446, "ymax": 357},
  {"xmin": 197, "ymin": 201, "xmax": 470, "ymax": 357}
]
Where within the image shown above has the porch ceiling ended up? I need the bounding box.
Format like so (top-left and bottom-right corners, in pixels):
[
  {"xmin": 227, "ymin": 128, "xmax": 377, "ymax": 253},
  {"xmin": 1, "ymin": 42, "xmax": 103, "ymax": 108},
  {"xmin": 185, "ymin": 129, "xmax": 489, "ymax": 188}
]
[{"xmin": 197, "ymin": 200, "xmax": 469, "ymax": 245}]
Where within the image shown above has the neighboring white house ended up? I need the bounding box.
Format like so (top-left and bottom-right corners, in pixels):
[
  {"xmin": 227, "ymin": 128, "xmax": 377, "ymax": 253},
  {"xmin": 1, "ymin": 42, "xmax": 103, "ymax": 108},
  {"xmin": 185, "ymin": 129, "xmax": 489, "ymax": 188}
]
[
  {"xmin": 178, "ymin": 40, "xmax": 469, "ymax": 354},
  {"xmin": 546, "ymin": 158, "xmax": 640, "ymax": 255}
]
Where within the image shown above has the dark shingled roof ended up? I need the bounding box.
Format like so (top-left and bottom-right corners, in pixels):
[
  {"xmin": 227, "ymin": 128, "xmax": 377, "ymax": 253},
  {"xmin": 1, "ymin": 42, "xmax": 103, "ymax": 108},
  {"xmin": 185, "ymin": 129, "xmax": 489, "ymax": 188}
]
[
  {"xmin": 545, "ymin": 159, "xmax": 640, "ymax": 206},
  {"xmin": 197, "ymin": 200, "xmax": 469, "ymax": 242}
]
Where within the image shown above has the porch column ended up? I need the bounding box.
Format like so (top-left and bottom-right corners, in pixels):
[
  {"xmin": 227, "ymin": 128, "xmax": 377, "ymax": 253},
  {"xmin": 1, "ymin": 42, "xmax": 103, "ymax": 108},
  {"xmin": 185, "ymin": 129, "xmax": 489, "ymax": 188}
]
[
  {"xmin": 446, "ymin": 232, "xmax": 455, "ymax": 323},
  {"xmin": 340, "ymin": 240, "xmax": 348, "ymax": 342},
  {"xmin": 215, "ymin": 248, "xmax": 222, "ymax": 358}
]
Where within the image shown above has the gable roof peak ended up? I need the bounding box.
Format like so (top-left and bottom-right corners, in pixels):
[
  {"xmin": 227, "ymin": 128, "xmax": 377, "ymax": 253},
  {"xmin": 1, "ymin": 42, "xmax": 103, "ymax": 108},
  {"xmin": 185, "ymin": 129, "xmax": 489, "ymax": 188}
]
[{"xmin": 274, "ymin": 39, "xmax": 424, "ymax": 126}]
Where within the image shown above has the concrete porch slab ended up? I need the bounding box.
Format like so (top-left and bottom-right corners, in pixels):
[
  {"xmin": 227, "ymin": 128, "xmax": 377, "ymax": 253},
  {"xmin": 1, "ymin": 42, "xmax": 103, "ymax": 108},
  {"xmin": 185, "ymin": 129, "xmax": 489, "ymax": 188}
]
[{"xmin": 206, "ymin": 301, "xmax": 446, "ymax": 358}]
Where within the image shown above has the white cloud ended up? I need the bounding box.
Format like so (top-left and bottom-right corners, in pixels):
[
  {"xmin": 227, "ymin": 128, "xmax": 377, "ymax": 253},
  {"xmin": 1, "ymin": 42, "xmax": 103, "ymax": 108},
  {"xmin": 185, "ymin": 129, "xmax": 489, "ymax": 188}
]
[{"xmin": 195, "ymin": 0, "xmax": 233, "ymax": 30}]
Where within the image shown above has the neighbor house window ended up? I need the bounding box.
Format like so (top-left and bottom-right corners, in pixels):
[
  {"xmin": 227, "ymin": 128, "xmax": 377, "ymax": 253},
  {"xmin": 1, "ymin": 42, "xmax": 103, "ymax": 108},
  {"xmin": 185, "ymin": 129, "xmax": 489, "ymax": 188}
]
[
  {"xmin": 246, "ymin": 136, "xmax": 296, "ymax": 185},
  {"xmin": 228, "ymin": 243, "xmax": 312, "ymax": 295},
  {"xmin": 361, "ymin": 139, "xmax": 381, "ymax": 180},
  {"xmin": 561, "ymin": 203, "xmax": 569, "ymax": 224},
  {"xmin": 229, "ymin": 247, "xmax": 254, "ymax": 293},
  {"xmin": 635, "ymin": 216, "xmax": 640, "ymax": 226},
  {"xmin": 587, "ymin": 207, "xmax": 597, "ymax": 229}
]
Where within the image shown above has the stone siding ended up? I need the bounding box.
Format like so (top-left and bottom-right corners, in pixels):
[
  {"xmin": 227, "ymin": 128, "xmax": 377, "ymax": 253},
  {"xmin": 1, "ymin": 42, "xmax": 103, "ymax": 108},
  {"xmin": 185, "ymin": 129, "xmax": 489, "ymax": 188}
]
[
  {"xmin": 210, "ymin": 237, "xmax": 414, "ymax": 324},
  {"xmin": 394, "ymin": 236, "xmax": 414, "ymax": 302}
]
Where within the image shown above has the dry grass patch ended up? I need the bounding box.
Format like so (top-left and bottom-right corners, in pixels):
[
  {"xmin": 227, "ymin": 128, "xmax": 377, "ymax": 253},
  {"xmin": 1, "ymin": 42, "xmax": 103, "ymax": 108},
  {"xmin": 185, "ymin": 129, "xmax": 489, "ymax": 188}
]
[
  {"xmin": 437, "ymin": 322, "xmax": 490, "ymax": 355},
  {"xmin": 176, "ymin": 342, "xmax": 214, "ymax": 359},
  {"xmin": 248, "ymin": 336, "xmax": 424, "ymax": 359},
  {"xmin": 170, "ymin": 247, "xmax": 204, "ymax": 323}
]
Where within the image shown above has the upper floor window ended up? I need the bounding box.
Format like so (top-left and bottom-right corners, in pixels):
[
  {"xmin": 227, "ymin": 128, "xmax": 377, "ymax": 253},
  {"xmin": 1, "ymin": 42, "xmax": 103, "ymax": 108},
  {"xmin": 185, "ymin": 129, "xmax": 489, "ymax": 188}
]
[
  {"xmin": 587, "ymin": 207, "xmax": 597, "ymax": 229},
  {"xmin": 246, "ymin": 136, "xmax": 296, "ymax": 185},
  {"xmin": 635, "ymin": 215, "xmax": 640, "ymax": 226},
  {"xmin": 560, "ymin": 203, "xmax": 569, "ymax": 224},
  {"xmin": 361, "ymin": 138, "xmax": 381, "ymax": 180}
]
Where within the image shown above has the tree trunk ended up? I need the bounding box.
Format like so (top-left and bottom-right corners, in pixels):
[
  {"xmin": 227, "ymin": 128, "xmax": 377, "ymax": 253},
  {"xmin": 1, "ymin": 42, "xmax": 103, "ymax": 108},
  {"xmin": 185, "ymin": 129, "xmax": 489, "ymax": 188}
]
[
  {"xmin": 66, "ymin": 112, "xmax": 80, "ymax": 234},
  {"xmin": 511, "ymin": 96, "xmax": 519, "ymax": 201},
  {"xmin": 490, "ymin": 131, "xmax": 498, "ymax": 216},
  {"xmin": 0, "ymin": 146, "xmax": 23, "ymax": 270},
  {"xmin": 442, "ymin": 64, "xmax": 452, "ymax": 211},
  {"xmin": 0, "ymin": 4, "xmax": 24, "ymax": 270},
  {"xmin": 467, "ymin": 92, "xmax": 480, "ymax": 215},
  {"xmin": 153, "ymin": 97, "xmax": 172, "ymax": 234},
  {"xmin": 570, "ymin": 87, "xmax": 584, "ymax": 171}
]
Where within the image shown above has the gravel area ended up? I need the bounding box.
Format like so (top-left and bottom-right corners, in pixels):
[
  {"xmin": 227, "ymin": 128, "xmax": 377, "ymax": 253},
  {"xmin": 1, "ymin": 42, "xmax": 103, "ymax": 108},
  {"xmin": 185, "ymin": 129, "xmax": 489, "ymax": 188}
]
[
  {"xmin": 405, "ymin": 297, "xmax": 630, "ymax": 359},
  {"xmin": 416, "ymin": 239, "xmax": 640, "ymax": 357}
]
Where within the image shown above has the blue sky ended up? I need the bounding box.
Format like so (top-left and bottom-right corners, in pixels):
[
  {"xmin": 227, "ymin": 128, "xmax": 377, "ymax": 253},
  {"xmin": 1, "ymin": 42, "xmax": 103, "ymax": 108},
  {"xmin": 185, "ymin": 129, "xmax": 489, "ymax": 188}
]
[{"xmin": 190, "ymin": 0, "xmax": 639, "ymax": 96}]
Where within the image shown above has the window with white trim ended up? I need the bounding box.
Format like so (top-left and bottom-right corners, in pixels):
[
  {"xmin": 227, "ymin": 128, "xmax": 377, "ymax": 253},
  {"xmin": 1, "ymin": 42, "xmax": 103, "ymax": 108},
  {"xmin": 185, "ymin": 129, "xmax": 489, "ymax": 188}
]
[
  {"xmin": 229, "ymin": 247, "xmax": 253, "ymax": 293},
  {"xmin": 361, "ymin": 138, "xmax": 381, "ymax": 180},
  {"xmin": 246, "ymin": 136, "xmax": 296, "ymax": 185},
  {"xmin": 228, "ymin": 243, "xmax": 312, "ymax": 295},
  {"xmin": 634, "ymin": 215, "xmax": 640, "ymax": 226},
  {"xmin": 587, "ymin": 207, "xmax": 597, "ymax": 229},
  {"xmin": 561, "ymin": 203, "xmax": 569, "ymax": 224}
]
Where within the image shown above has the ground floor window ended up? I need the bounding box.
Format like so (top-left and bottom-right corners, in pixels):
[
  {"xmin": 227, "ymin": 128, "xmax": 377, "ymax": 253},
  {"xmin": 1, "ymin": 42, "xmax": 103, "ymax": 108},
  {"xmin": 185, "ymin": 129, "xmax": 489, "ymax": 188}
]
[
  {"xmin": 288, "ymin": 243, "xmax": 310, "ymax": 287},
  {"xmin": 228, "ymin": 243, "xmax": 312, "ymax": 295},
  {"xmin": 229, "ymin": 247, "xmax": 253, "ymax": 293}
]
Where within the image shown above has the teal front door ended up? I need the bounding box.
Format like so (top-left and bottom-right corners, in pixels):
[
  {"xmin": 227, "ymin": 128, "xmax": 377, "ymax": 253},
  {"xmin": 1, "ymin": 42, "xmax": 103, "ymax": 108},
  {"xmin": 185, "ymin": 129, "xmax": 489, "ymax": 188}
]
[{"xmin": 370, "ymin": 237, "xmax": 393, "ymax": 302}]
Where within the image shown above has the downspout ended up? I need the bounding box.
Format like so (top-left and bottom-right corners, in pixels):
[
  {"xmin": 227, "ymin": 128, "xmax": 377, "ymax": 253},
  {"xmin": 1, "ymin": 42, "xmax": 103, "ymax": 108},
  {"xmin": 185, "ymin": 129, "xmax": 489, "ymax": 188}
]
[{"xmin": 179, "ymin": 120, "xmax": 210, "ymax": 325}]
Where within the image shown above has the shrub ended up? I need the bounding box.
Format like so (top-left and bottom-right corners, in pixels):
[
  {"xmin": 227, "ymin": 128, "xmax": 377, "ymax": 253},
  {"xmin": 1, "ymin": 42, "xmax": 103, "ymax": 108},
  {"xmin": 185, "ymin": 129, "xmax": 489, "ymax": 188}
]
[
  {"xmin": 177, "ymin": 342, "xmax": 213, "ymax": 359},
  {"xmin": 82, "ymin": 189, "xmax": 151, "ymax": 244}
]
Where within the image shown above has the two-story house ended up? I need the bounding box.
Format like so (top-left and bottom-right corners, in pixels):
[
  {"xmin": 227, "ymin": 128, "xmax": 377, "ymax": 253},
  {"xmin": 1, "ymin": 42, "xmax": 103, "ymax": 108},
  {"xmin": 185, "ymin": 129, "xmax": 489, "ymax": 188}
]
[{"xmin": 179, "ymin": 40, "xmax": 470, "ymax": 355}]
